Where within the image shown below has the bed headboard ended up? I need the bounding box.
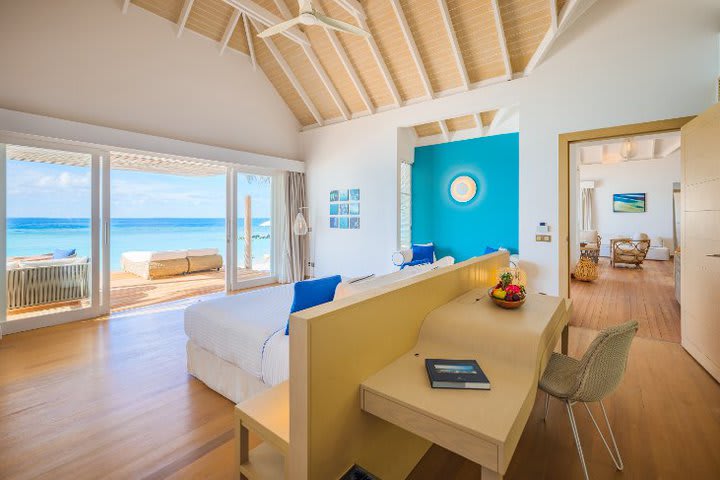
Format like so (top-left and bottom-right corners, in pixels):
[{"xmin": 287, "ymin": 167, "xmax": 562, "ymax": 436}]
[{"xmin": 289, "ymin": 252, "xmax": 509, "ymax": 479}]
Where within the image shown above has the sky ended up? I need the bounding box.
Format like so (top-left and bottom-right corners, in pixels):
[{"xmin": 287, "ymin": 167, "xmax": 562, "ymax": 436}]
[{"xmin": 6, "ymin": 159, "xmax": 272, "ymax": 218}]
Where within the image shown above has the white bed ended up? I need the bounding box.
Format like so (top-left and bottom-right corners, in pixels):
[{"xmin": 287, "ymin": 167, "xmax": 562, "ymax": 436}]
[{"xmin": 184, "ymin": 258, "xmax": 454, "ymax": 403}]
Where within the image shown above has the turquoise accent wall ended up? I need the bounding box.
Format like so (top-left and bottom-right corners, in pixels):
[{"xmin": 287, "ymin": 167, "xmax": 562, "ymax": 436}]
[{"xmin": 412, "ymin": 133, "xmax": 519, "ymax": 262}]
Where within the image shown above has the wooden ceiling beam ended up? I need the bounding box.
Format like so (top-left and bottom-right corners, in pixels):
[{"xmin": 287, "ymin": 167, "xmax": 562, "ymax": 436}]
[
  {"xmin": 490, "ymin": 0, "xmax": 512, "ymax": 80},
  {"xmin": 222, "ymin": 0, "xmax": 309, "ymax": 46},
  {"xmin": 350, "ymin": 10, "xmax": 402, "ymax": 106},
  {"xmin": 437, "ymin": 0, "xmax": 469, "ymax": 91},
  {"xmin": 249, "ymin": 18, "xmax": 324, "ymax": 126},
  {"xmin": 439, "ymin": 120, "xmax": 450, "ymax": 142},
  {"xmin": 122, "ymin": 0, "xmax": 131, "ymax": 14},
  {"xmin": 525, "ymin": 0, "xmax": 587, "ymax": 75},
  {"xmin": 220, "ymin": 9, "xmax": 242, "ymax": 55},
  {"xmin": 389, "ymin": 0, "xmax": 433, "ymax": 99},
  {"xmin": 332, "ymin": 0, "xmax": 366, "ymax": 20},
  {"xmin": 242, "ymin": 13, "xmax": 257, "ymax": 70},
  {"xmin": 473, "ymin": 113, "xmax": 484, "ymax": 136},
  {"xmin": 177, "ymin": 0, "xmax": 195, "ymax": 38},
  {"xmin": 315, "ymin": 4, "xmax": 374, "ymax": 114}
]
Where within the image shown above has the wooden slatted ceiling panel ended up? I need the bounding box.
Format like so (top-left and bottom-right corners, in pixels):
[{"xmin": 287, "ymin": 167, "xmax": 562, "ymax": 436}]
[
  {"xmin": 400, "ymin": 0, "xmax": 463, "ymax": 93},
  {"xmin": 500, "ymin": 0, "xmax": 551, "ymax": 72},
  {"xmin": 316, "ymin": 0, "xmax": 393, "ymax": 108},
  {"xmin": 272, "ymin": 34, "xmax": 341, "ymax": 121},
  {"xmin": 364, "ymin": 0, "xmax": 427, "ymax": 101},
  {"xmin": 414, "ymin": 122, "xmax": 441, "ymax": 137},
  {"xmin": 304, "ymin": 28, "xmax": 367, "ymax": 115},
  {"xmin": 132, "ymin": 0, "xmax": 184, "ymax": 23},
  {"xmin": 186, "ymin": 0, "xmax": 234, "ymax": 42},
  {"xmin": 445, "ymin": 115, "xmax": 476, "ymax": 132},
  {"xmin": 253, "ymin": 24, "xmax": 315, "ymax": 125},
  {"xmin": 446, "ymin": 0, "xmax": 505, "ymax": 83},
  {"xmin": 480, "ymin": 109, "xmax": 497, "ymax": 127},
  {"xmin": 227, "ymin": 14, "xmax": 249, "ymax": 54}
]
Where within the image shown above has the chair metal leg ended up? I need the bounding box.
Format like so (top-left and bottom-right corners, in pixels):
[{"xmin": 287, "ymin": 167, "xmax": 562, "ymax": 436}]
[
  {"xmin": 543, "ymin": 392, "xmax": 550, "ymax": 421},
  {"xmin": 583, "ymin": 401, "xmax": 624, "ymax": 470},
  {"xmin": 566, "ymin": 401, "xmax": 591, "ymax": 480}
]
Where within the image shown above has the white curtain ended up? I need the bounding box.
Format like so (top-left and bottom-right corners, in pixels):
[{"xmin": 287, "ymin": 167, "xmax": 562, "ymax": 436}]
[
  {"xmin": 581, "ymin": 187, "xmax": 594, "ymax": 231},
  {"xmin": 279, "ymin": 172, "xmax": 308, "ymax": 283}
]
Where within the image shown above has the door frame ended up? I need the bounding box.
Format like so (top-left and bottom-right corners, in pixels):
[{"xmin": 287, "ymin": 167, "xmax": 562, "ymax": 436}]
[
  {"xmin": 557, "ymin": 116, "xmax": 695, "ymax": 298},
  {"xmin": 0, "ymin": 133, "xmax": 111, "ymax": 334}
]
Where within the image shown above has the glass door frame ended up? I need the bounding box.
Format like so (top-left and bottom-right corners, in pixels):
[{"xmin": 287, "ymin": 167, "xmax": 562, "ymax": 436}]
[
  {"xmin": 0, "ymin": 133, "xmax": 111, "ymax": 334},
  {"xmin": 225, "ymin": 165, "xmax": 280, "ymax": 293}
]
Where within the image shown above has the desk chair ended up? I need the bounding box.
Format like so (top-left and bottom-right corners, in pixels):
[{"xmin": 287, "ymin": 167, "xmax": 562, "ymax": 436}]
[{"xmin": 539, "ymin": 321, "xmax": 638, "ymax": 480}]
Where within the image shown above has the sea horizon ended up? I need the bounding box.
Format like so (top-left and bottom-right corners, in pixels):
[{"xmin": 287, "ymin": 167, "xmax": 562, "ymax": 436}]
[{"xmin": 6, "ymin": 217, "xmax": 272, "ymax": 272}]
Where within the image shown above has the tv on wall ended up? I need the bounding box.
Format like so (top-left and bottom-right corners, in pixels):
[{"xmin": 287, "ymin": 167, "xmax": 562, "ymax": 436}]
[{"xmin": 613, "ymin": 193, "xmax": 646, "ymax": 213}]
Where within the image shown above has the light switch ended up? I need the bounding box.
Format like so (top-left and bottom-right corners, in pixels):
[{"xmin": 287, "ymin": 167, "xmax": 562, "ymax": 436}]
[{"xmin": 535, "ymin": 234, "xmax": 551, "ymax": 242}]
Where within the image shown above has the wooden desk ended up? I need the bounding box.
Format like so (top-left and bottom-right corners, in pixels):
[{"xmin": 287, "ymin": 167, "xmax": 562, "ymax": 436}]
[
  {"xmin": 360, "ymin": 291, "xmax": 568, "ymax": 479},
  {"xmin": 235, "ymin": 381, "xmax": 289, "ymax": 480}
]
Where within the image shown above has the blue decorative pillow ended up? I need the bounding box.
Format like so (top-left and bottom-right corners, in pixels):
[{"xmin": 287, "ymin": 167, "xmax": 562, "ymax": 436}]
[
  {"xmin": 53, "ymin": 248, "xmax": 76, "ymax": 259},
  {"xmin": 411, "ymin": 244, "xmax": 435, "ymax": 264},
  {"xmin": 484, "ymin": 246, "xmax": 499, "ymax": 255},
  {"xmin": 286, "ymin": 275, "xmax": 342, "ymax": 335}
]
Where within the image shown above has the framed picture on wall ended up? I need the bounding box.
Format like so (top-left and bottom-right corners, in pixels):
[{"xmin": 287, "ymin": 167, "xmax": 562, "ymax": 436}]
[{"xmin": 613, "ymin": 193, "xmax": 646, "ymax": 213}]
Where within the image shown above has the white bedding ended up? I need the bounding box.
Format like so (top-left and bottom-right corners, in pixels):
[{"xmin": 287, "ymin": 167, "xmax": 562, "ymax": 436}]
[
  {"xmin": 122, "ymin": 250, "xmax": 188, "ymax": 262},
  {"xmin": 187, "ymin": 248, "xmax": 219, "ymax": 257},
  {"xmin": 184, "ymin": 283, "xmax": 293, "ymax": 380}
]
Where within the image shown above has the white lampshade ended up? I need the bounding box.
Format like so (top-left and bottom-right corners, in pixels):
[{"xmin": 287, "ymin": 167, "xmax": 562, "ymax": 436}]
[{"xmin": 293, "ymin": 211, "xmax": 308, "ymax": 236}]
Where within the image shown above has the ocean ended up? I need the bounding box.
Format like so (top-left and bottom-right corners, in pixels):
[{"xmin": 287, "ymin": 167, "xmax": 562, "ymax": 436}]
[{"xmin": 6, "ymin": 218, "xmax": 272, "ymax": 272}]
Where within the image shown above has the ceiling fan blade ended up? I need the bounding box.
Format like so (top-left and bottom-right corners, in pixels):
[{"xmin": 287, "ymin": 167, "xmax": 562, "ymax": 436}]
[
  {"xmin": 313, "ymin": 12, "xmax": 370, "ymax": 37},
  {"xmin": 257, "ymin": 17, "xmax": 302, "ymax": 38}
]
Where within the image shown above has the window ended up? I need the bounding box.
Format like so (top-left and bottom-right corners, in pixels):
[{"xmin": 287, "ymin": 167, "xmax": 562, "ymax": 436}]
[{"xmin": 400, "ymin": 161, "xmax": 412, "ymax": 249}]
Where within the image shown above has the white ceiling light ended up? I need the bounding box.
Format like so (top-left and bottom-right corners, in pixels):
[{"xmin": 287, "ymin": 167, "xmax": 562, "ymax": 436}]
[
  {"xmin": 258, "ymin": 0, "xmax": 370, "ymax": 39},
  {"xmin": 619, "ymin": 138, "xmax": 636, "ymax": 160}
]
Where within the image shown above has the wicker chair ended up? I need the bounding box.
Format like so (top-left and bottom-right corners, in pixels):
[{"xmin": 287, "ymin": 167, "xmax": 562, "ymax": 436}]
[
  {"xmin": 539, "ymin": 321, "xmax": 639, "ymax": 480},
  {"xmin": 610, "ymin": 238, "xmax": 650, "ymax": 267}
]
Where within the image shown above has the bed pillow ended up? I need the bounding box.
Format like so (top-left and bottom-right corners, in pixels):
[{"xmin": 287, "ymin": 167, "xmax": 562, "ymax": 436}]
[
  {"xmin": 484, "ymin": 246, "xmax": 499, "ymax": 255},
  {"xmin": 286, "ymin": 275, "xmax": 342, "ymax": 335},
  {"xmin": 411, "ymin": 244, "xmax": 435, "ymax": 264},
  {"xmin": 53, "ymin": 248, "xmax": 76, "ymax": 259}
]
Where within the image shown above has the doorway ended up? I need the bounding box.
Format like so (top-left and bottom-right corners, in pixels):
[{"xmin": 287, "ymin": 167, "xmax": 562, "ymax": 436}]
[{"xmin": 558, "ymin": 117, "xmax": 694, "ymax": 342}]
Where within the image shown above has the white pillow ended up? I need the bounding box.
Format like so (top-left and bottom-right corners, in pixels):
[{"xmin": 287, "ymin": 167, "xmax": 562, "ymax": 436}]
[
  {"xmin": 652, "ymin": 237, "xmax": 664, "ymax": 247},
  {"xmin": 187, "ymin": 248, "xmax": 219, "ymax": 257},
  {"xmin": 431, "ymin": 256, "xmax": 455, "ymax": 269},
  {"xmin": 579, "ymin": 230, "xmax": 598, "ymax": 243},
  {"xmin": 6, "ymin": 261, "xmax": 20, "ymax": 270},
  {"xmin": 632, "ymin": 232, "xmax": 649, "ymax": 241},
  {"xmin": 391, "ymin": 249, "xmax": 413, "ymax": 266},
  {"xmin": 20, "ymin": 257, "xmax": 88, "ymax": 268}
]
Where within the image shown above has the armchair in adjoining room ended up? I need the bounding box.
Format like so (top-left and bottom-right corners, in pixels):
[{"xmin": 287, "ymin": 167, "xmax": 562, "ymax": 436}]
[
  {"xmin": 610, "ymin": 238, "xmax": 651, "ymax": 267},
  {"xmin": 579, "ymin": 230, "xmax": 601, "ymax": 249}
]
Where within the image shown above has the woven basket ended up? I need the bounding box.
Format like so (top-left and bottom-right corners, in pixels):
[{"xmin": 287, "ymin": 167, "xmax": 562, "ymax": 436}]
[{"xmin": 575, "ymin": 257, "xmax": 599, "ymax": 282}]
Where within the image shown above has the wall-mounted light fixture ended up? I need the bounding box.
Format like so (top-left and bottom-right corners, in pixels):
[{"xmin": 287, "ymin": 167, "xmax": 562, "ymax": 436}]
[{"xmin": 450, "ymin": 175, "xmax": 477, "ymax": 203}]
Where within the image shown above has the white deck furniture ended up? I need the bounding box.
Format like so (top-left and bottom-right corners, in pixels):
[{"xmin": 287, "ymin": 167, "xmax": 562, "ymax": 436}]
[
  {"xmin": 6, "ymin": 257, "xmax": 90, "ymax": 310},
  {"xmin": 121, "ymin": 249, "xmax": 222, "ymax": 279}
]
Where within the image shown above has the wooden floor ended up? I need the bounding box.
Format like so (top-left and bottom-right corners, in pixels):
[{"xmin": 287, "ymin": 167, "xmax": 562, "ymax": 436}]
[
  {"xmin": 1, "ymin": 297, "xmax": 719, "ymax": 479},
  {"xmin": 7, "ymin": 268, "xmax": 267, "ymax": 320},
  {"xmin": 570, "ymin": 258, "xmax": 680, "ymax": 343}
]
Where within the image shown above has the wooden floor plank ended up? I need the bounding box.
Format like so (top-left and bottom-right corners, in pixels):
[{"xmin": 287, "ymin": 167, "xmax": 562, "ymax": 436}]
[{"xmin": 571, "ymin": 258, "xmax": 680, "ymax": 342}]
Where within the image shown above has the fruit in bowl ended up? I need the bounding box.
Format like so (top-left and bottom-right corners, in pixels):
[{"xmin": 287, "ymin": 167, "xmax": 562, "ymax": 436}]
[{"xmin": 489, "ymin": 272, "xmax": 526, "ymax": 308}]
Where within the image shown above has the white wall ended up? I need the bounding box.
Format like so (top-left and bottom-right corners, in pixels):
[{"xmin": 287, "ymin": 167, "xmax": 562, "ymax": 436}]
[
  {"xmin": 303, "ymin": 0, "xmax": 719, "ymax": 292},
  {"xmin": 580, "ymin": 153, "xmax": 681, "ymax": 251},
  {"xmin": 0, "ymin": 0, "xmax": 301, "ymax": 160}
]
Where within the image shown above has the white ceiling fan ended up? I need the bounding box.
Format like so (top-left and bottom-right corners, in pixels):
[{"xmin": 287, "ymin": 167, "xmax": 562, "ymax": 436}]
[{"xmin": 258, "ymin": 0, "xmax": 370, "ymax": 38}]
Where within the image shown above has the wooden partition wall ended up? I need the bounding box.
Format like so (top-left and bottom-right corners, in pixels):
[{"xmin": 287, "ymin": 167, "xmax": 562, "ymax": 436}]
[{"xmin": 288, "ymin": 252, "xmax": 509, "ymax": 480}]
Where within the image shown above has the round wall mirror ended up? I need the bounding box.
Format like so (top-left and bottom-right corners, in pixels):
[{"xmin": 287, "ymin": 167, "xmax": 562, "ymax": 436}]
[{"xmin": 450, "ymin": 175, "xmax": 477, "ymax": 203}]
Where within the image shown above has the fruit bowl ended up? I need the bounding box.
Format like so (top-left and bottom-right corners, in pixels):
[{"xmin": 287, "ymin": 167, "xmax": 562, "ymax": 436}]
[{"xmin": 488, "ymin": 288, "xmax": 526, "ymax": 309}]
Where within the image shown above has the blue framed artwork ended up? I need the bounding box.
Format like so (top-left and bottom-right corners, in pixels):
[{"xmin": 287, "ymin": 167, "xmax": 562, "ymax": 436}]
[
  {"xmin": 330, "ymin": 190, "xmax": 339, "ymax": 202},
  {"xmin": 338, "ymin": 189, "xmax": 349, "ymax": 201},
  {"xmin": 350, "ymin": 189, "xmax": 360, "ymax": 201},
  {"xmin": 613, "ymin": 193, "xmax": 646, "ymax": 213},
  {"xmin": 329, "ymin": 187, "xmax": 360, "ymax": 229},
  {"xmin": 338, "ymin": 203, "xmax": 349, "ymax": 215},
  {"xmin": 339, "ymin": 217, "xmax": 349, "ymax": 229},
  {"xmin": 349, "ymin": 217, "xmax": 360, "ymax": 229},
  {"xmin": 330, "ymin": 217, "xmax": 338, "ymax": 228},
  {"xmin": 349, "ymin": 203, "xmax": 360, "ymax": 215},
  {"xmin": 330, "ymin": 204, "xmax": 339, "ymax": 215}
]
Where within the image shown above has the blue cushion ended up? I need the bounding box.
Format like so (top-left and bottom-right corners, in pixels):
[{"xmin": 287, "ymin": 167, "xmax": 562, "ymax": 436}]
[
  {"xmin": 411, "ymin": 244, "xmax": 435, "ymax": 263},
  {"xmin": 484, "ymin": 246, "xmax": 499, "ymax": 255},
  {"xmin": 53, "ymin": 248, "xmax": 76, "ymax": 259},
  {"xmin": 286, "ymin": 275, "xmax": 342, "ymax": 335}
]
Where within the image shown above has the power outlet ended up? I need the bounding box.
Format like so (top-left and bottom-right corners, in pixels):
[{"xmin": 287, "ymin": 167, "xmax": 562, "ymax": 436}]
[{"xmin": 535, "ymin": 234, "xmax": 551, "ymax": 243}]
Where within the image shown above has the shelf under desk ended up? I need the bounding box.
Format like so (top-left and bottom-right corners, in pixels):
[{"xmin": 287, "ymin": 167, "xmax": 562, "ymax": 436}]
[{"xmin": 360, "ymin": 292, "xmax": 569, "ymax": 479}]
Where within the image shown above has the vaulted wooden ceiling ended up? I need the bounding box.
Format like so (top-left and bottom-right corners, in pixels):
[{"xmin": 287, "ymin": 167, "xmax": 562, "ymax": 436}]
[{"xmin": 123, "ymin": 0, "xmax": 586, "ymax": 129}]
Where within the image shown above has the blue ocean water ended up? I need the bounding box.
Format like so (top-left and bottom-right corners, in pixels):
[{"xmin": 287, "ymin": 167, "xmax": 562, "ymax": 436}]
[{"xmin": 6, "ymin": 218, "xmax": 271, "ymax": 271}]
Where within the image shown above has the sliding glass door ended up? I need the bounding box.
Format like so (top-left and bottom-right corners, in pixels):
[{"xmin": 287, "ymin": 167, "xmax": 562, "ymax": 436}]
[{"xmin": 1, "ymin": 137, "xmax": 110, "ymax": 332}]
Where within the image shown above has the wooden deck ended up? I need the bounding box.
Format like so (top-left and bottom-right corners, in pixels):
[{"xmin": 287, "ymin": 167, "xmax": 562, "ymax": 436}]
[
  {"xmin": 570, "ymin": 257, "xmax": 680, "ymax": 342},
  {"xmin": 7, "ymin": 269, "xmax": 268, "ymax": 319}
]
